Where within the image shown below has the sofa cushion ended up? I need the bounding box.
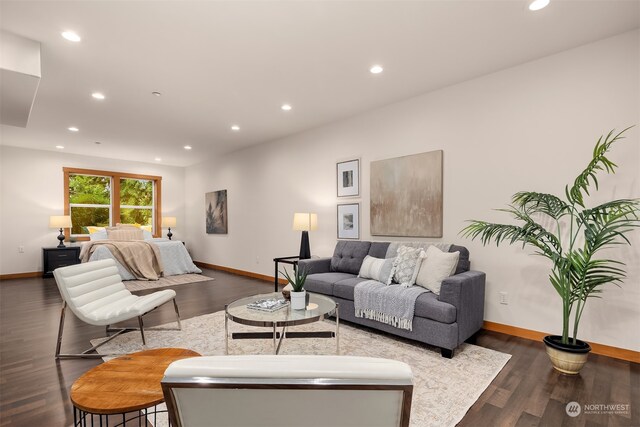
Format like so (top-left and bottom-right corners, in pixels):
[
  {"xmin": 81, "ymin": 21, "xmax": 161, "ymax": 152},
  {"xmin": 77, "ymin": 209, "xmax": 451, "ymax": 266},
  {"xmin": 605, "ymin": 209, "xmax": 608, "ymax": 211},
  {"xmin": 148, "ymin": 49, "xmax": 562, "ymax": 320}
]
[
  {"xmin": 330, "ymin": 241, "xmax": 372, "ymax": 275},
  {"xmin": 305, "ymin": 273, "xmax": 355, "ymax": 296},
  {"xmin": 332, "ymin": 277, "xmax": 456, "ymax": 323},
  {"xmin": 414, "ymin": 292, "xmax": 457, "ymax": 324},
  {"xmin": 333, "ymin": 277, "xmax": 369, "ymax": 300},
  {"xmin": 450, "ymin": 244, "xmax": 470, "ymax": 274},
  {"xmin": 368, "ymin": 242, "xmax": 390, "ymax": 259}
]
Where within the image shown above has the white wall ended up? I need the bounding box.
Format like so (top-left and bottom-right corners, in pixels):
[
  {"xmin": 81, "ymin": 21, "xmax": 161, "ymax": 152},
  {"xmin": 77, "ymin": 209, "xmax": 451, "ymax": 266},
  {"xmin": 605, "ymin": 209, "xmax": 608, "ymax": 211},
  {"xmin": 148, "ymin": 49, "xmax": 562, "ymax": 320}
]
[
  {"xmin": 185, "ymin": 31, "xmax": 640, "ymax": 351},
  {"xmin": 0, "ymin": 146, "xmax": 186, "ymax": 274}
]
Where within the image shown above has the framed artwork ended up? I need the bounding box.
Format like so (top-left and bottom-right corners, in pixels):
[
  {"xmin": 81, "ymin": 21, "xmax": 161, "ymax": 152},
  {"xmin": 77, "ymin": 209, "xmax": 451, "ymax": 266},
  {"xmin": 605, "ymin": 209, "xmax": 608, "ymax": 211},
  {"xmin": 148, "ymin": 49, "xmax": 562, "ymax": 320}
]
[
  {"xmin": 337, "ymin": 203, "xmax": 360, "ymax": 240},
  {"xmin": 205, "ymin": 190, "xmax": 228, "ymax": 234},
  {"xmin": 370, "ymin": 150, "xmax": 443, "ymax": 237},
  {"xmin": 337, "ymin": 159, "xmax": 360, "ymax": 197}
]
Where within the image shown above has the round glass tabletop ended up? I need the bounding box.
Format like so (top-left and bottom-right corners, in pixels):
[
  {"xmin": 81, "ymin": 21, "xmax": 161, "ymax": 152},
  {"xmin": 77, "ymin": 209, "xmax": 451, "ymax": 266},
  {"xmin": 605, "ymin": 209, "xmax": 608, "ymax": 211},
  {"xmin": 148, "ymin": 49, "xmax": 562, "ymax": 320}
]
[{"xmin": 225, "ymin": 292, "xmax": 337, "ymax": 328}]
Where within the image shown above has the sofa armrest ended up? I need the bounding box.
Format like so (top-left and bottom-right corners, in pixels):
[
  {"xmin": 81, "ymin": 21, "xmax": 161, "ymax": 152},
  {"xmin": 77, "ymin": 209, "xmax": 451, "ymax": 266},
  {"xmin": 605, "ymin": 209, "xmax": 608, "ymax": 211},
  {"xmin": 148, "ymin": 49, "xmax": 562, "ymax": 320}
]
[
  {"xmin": 298, "ymin": 257, "xmax": 332, "ymax": 275},
  {"xmin": 438, "ymin": 270, "xmax": 486, "ymax": 344}
]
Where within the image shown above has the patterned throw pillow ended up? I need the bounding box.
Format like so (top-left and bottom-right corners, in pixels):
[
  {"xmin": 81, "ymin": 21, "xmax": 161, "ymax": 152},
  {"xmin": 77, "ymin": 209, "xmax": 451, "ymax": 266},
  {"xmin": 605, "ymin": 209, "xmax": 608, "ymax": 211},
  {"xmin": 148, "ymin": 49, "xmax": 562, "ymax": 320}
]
[
  {"xmin": 358, "ymin": 255, "xmax": 396, "ymax": 285},
  {"xmin": 392, "ymin": 246, "xmax": 427, "ymax": 287}
]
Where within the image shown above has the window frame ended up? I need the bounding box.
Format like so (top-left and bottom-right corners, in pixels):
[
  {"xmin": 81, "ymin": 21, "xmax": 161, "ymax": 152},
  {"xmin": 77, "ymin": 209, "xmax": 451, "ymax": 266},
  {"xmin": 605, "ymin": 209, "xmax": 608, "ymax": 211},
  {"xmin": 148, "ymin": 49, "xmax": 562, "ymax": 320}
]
[{"xmin": 64, "ymin": 167, "xmax": 162, "ymax": 241}]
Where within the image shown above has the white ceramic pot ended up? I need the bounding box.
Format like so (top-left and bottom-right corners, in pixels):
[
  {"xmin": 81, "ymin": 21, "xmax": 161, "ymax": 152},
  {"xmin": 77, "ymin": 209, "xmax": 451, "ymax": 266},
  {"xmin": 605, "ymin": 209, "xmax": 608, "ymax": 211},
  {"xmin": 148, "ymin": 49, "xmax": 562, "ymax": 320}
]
[
  {"xmin": 290, "ymin": 290, "xmax": 306, "ymax": 310},
  {"xmin": 543, "ymin": 335, "xmax": 591, "ymax": 375}
]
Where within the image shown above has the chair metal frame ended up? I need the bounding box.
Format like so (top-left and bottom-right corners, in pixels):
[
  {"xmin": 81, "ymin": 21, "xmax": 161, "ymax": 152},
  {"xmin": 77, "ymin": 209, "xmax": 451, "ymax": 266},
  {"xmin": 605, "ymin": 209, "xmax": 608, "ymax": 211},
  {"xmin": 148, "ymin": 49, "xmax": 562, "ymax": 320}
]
[{"xmin": 55, "ymin": 297, "xmax": 182, "ymax": 360}]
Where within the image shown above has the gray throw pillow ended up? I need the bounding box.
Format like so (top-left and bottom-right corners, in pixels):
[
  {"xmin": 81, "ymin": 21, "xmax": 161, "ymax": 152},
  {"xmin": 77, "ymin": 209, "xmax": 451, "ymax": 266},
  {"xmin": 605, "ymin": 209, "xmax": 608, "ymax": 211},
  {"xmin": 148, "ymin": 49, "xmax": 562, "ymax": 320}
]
[{"xmin": 358, "ymin": 255, "xmax": 395, "ymax": 285}]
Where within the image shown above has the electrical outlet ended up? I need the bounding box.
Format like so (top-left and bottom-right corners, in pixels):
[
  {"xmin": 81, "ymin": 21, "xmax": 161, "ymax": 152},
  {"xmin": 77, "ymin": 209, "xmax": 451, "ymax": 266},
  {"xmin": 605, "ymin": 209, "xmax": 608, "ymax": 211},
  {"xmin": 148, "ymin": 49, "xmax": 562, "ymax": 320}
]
[
  {"xmin": 18, "ymin": 246, "xmax": 24, "ymax": 253},
  {"xmin": 499, "ymin": 291, "xmax": 508, "ymax": 305},
  {"xmin": 256, "ymin": 256, "xmax": 260, "ymax": 264}
]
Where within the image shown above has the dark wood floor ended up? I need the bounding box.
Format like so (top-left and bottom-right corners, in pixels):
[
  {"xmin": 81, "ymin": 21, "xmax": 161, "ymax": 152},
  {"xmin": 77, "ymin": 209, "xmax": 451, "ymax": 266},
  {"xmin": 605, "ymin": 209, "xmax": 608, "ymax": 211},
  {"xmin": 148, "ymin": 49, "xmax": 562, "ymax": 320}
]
[{"xmin": 0, "ymin": 270, "xmax": 637, "ymax": 426}]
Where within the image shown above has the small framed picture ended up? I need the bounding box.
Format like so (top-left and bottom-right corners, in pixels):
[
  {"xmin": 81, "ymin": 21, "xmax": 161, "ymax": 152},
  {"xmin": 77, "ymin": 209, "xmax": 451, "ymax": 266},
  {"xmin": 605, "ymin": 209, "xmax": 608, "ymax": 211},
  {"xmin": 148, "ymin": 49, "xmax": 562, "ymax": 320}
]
[
  {"xmin": 337, "ymin": 203, "xmax": 360, "ymax": 240},
  {"xmin": 337, "ymin": 159, "xmax": 360, "ymax": 197}
]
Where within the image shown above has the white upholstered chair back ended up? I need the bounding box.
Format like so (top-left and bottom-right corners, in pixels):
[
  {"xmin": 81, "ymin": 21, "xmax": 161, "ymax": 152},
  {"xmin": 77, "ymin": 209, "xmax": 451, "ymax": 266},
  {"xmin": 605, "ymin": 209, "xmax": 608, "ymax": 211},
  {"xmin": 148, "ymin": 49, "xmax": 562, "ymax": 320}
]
[
  {"xmin": 53, "ymin": 259, "xmax": 134, "ymax": 325},
  {"xmin": 162, "ymin": 355, "xmax": 413, "ymax": 427}
]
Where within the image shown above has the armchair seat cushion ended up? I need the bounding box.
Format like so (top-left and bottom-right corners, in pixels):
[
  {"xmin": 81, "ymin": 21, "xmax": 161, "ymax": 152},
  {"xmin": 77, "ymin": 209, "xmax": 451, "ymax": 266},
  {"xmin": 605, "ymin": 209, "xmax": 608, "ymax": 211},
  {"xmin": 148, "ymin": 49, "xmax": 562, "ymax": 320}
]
[{"xmin": 85, "ymin": 289, "xmax": 177, "ymax": 324}]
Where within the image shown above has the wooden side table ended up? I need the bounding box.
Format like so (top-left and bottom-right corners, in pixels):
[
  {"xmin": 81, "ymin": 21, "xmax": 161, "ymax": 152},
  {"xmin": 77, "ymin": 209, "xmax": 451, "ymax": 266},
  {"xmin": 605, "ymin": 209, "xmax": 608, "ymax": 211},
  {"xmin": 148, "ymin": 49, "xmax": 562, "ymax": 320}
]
[
  {"xmin": 71, "ymin": 348, "xmax": 200, "ymax": 426},
  {"xmin": 43, "ymin": 246, "xmax": 81, "ymax": 278}
]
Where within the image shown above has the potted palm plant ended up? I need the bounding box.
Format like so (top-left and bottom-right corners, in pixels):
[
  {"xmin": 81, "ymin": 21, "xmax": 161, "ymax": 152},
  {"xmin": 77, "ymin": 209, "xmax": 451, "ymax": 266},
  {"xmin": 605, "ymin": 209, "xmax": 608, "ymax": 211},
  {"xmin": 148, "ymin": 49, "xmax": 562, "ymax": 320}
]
[
  {"xmin": 281, "ymin": 267, "xmax": 309, "ymax": 310},
  {"xmin": 462, "ymin": 128, "xmax": 639, "ymax": 374}
]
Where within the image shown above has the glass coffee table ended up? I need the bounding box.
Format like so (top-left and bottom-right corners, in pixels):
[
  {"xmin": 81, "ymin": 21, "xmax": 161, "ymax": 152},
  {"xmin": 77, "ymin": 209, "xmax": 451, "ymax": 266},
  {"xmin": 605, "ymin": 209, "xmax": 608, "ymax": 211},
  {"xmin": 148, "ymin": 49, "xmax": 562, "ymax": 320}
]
[{"xmin": 225, "ymin": 292, "xmax": 339, "ymax": 355}]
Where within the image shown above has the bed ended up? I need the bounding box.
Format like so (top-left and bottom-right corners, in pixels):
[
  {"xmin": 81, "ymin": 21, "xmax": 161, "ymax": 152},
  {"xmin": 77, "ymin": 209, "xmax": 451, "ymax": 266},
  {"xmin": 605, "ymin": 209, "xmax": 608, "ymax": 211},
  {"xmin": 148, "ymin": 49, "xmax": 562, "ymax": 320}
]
[{"xmin": 80, "ymin": 226, "xmax": 201, "ymax": 280}]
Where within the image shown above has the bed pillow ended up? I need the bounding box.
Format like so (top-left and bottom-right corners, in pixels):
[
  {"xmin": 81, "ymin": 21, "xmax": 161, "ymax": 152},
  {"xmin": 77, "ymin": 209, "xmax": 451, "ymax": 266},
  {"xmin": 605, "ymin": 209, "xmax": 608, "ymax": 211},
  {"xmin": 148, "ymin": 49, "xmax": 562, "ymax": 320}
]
[
  {"xmin": 89, "ymin": 229, "xmax": 108, "ymax": 241},
  {"xmin": 358, "ymin": 255, "xmax": 396, "ymax": 285},
  {"xmin": 106, "ymin": 227, "xmax": 144, "ymax": 241},
  {"xmin": 86, "ymin": 226, "xmax": 105, "ymax": 234},
  {"xmin": 392, "ymin": 246, "xmax": 427, "ymax": 287},
  {"xmin": 415, "ymin": 246, "xmax": 460, "ymax": 295},
  {"xmin": 116, "ymin": 223, "xmax": 153, "ymax": 239}
]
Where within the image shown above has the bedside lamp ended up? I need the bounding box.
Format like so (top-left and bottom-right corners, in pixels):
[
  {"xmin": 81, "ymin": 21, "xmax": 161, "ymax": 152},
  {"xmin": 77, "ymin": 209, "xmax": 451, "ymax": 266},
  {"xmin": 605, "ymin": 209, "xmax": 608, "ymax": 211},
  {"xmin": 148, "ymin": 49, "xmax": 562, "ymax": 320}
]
[
  {"xmin": 49, "ymin": 215, "xmax": 72, "ymax": 248},
  {"xmin": 163, "ymin": 216, "xmax": 177, "ymax": 240},
  {"xmin": 293, "ymin": 213, "xmax": 318, "ymax": 260}
]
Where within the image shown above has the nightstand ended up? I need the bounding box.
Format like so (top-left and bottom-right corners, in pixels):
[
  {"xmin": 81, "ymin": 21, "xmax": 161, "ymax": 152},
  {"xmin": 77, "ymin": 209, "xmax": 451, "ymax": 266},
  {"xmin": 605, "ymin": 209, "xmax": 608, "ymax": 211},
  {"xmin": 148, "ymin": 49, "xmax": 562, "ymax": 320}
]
[{"xmin": 43, "ymin": 246, "xmax": 81, "ymax": 278}]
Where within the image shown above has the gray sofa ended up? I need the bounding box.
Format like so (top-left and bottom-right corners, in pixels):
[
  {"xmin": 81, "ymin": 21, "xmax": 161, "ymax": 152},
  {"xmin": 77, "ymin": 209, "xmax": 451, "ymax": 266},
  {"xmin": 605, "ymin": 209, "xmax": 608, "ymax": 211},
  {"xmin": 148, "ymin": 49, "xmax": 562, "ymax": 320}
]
[{"xmin": 298, "ymin": 241, "xmax": 485, "ymax": 358}]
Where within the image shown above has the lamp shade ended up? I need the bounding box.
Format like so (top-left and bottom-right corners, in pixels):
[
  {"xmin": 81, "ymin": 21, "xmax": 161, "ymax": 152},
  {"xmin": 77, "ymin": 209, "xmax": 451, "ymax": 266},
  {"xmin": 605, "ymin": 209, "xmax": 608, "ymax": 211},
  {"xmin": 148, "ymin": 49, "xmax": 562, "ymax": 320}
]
[
  {"xmin": 49, "ymin": 215, "xmax": 72, "ymax": 229},
  {"xmin": 292, "ymin": 213, "xmax": 318, "ymax": 231},
  {"xmin": 162, "ymin": 216, "xmax": 177, "ymax": 228}
]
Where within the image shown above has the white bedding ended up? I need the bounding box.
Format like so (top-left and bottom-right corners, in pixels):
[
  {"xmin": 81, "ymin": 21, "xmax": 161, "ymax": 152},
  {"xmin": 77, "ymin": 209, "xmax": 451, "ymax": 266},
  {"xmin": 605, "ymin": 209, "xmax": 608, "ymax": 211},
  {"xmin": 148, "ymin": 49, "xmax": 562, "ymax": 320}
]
[{"xmin": 84, "ymin": 239, "xmax": 202, "ymax": 280}]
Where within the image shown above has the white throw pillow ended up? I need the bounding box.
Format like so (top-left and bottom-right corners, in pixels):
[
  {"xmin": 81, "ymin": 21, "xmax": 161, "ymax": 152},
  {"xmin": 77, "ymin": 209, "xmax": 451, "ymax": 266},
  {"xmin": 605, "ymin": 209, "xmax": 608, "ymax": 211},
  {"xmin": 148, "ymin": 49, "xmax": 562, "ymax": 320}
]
[
  {"xmin": 415, "ymin": 246, "xmax": 460, "ymax": 295},
  {"xmin": 392, "ymin": 246, "xmax": 427, "ymax": 287},
  {"xmin": 358, "ymin": 255, "xmax": 396, "ymax": 285}
]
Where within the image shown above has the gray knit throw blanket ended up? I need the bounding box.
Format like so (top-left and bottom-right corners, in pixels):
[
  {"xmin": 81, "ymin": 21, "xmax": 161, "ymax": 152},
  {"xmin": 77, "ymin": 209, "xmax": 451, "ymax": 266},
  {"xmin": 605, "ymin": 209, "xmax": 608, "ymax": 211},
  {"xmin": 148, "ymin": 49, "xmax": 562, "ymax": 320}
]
[{"xmin": 354, "ymin": 280, "xmax": 427, "ymax": 331}]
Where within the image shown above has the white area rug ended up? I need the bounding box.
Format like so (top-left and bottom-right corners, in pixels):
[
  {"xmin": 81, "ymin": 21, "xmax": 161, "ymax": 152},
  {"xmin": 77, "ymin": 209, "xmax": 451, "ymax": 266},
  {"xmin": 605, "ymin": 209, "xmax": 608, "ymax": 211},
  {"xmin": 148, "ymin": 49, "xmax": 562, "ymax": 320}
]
[
  {"xmin": 92, "ymin": 311, "xmax": 510, "ymax": 427},
  {"xmin": 124, "ymin": 273, "xmax": 213, "ymax": 292}
]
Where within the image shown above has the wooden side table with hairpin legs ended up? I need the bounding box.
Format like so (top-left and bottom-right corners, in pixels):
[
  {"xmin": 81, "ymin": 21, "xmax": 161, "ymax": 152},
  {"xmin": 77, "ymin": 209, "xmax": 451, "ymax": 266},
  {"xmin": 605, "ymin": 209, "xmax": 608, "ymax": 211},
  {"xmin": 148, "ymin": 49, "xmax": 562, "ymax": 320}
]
[{"xmin": 70, "ymin": 348, "xmax": 200, "ymax": 427}]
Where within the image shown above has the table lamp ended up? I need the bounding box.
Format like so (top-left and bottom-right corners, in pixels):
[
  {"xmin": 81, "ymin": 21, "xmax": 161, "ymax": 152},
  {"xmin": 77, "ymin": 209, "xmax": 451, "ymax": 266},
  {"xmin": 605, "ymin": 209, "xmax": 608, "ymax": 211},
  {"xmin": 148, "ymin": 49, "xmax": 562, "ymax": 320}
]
[
  {"xmin": 49, "ymin": 215, "xmax": 72, "ymax": 248},
  {"xmin": 292, "ymin": 213, "xmax": 318, "ymax": 259},
  {"xmin": 163, "ymin": 216, "xmax": 177, "ymax": 240}
]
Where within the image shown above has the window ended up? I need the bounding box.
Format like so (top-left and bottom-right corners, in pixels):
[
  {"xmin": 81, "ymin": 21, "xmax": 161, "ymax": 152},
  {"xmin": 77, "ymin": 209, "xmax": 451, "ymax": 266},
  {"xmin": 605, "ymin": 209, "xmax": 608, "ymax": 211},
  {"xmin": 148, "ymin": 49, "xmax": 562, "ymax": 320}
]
[{"xmin": 64, "ymin": 168, "xmax": 162, "ymax": 239}]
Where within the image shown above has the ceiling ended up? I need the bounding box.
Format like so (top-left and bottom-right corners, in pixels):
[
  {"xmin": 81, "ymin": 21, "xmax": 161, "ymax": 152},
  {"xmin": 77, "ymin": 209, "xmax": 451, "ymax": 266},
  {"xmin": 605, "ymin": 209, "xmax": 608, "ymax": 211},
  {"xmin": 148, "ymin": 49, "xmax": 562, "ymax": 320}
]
[{"xmin": 1, "ymin": 1, "xmax": 638, "ymax": 167}]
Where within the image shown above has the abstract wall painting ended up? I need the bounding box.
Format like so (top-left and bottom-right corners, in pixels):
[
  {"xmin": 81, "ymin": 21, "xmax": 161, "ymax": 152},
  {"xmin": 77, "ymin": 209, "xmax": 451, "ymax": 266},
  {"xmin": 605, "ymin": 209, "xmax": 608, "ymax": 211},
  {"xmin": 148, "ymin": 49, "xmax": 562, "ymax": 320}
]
[
  {"xmin": 205, "ymin": 189, "xmax": 228, "ymax": 234},
  {"xmin": 337, "ymin": 159, "xmax": 360, "ymax": 197},
  {"xmin": 370, "ymin": 150, "xmax": 443, "ymax": 237},
  {"xmin": 337, "ymin": 203, "xmax": 360, "ymax": 239}
]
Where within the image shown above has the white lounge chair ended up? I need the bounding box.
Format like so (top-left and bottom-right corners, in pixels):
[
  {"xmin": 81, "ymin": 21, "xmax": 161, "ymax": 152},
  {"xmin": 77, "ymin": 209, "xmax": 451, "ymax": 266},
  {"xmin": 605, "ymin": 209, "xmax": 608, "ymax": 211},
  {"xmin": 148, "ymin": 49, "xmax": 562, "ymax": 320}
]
[{"xmin": 53, "ymin": 258, "xmax": 181, "ymax": 359}]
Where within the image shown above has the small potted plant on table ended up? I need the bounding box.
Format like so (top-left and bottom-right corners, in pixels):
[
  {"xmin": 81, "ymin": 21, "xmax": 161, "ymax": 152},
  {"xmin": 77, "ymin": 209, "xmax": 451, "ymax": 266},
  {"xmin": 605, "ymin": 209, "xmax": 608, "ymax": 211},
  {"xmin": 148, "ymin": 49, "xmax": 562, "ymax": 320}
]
[
  {"xmin": 281, "ymin": 267, "xmax": 309, "ymax": 310},
  {"xmin": 462, "ymin": 128, "xmax": 639, "ymax": 375}
]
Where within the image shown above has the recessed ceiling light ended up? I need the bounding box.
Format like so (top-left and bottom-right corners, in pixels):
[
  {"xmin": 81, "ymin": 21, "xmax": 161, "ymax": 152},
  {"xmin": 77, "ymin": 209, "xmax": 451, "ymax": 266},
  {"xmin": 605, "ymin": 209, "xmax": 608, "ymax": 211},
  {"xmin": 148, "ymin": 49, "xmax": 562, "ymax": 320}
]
[
  {"xmin": 56, "ymin": 145, "xmax": 65, "ymax": 149},
  {"xmin": 231, "ymin": 125, "xmax": 240, "ymax": 131},
  {"xmin": 184, "ymin": 145, "xmax": 192, "ymax": 150},
  {"xmin": 529, "ymin": 0, "xmax": 550, "ymax": 11},
  {"xmin": 281, "ymin": 104, "xmax": 292, "ymax": 111},
  {"xmin": 92, "ymin": 92, "xmax": 105, "ymax": 100},
  {"xmin": 61, "ymin": 31, "xmax": 81, "ymax": 42},
  {"xmin": 369, "ymin": 65, "xmax": 384, "ymax": 74},
  {"xmin": 155, "ymin": 157, "xmax": 162, "ymax": 161},
  {"xmin": 67, "ymin": 126, "xmax": 79, "ymax": 132},
  {"xmin": 152, "ymin": 91, "xmax": 162, "ymax": 96}
]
